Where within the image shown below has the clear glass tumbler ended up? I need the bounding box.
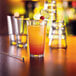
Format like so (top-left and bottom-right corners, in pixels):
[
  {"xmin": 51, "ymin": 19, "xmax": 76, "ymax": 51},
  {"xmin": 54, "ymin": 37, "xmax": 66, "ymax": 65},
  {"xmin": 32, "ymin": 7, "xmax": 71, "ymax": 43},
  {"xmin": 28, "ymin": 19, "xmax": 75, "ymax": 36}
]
[
  {"xmin": 14, "ymin": 18, "xmax": 27, "ymax": 48},
  {"xmin": 49, "ymin": 21, "xmax": 67, "ymax": 49},
  {"xmin": 26, "ymin": 20, "xmax": 47, "ymax": 57},
  {"xmin": 7, "ymin": 15, "xmax": 16, "ymax": 45}
]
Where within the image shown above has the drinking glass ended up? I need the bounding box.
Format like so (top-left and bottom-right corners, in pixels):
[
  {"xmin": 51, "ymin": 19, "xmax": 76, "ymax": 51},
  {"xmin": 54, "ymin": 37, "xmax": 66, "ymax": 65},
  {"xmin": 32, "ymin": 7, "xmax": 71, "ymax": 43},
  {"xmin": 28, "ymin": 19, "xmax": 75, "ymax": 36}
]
[
  {"xmin": 7, "ymin": 15, "xmax": 16, "ymax": 45},
  {"xmin": 27, "ymin": 20, "xmax": 47, "ymax": 57},
  {"xmin": 49, "ymin": 21, "xmax": 67, "ymax": 49},
  {"xmin": 14, "ymin": 18, "xmax": 27, "ymax": 48}
]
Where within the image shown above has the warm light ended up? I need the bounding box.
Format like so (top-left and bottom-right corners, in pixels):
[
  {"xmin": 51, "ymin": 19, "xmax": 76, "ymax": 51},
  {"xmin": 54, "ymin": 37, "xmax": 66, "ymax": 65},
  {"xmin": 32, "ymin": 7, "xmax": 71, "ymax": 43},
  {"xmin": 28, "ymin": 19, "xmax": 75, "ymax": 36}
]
[
  {"xmin": 8, "ymin": 0, "xmax": 22, "ymax": 2},
  {"xmin": 57, "ymin": 2, "xmax": 64, "ymax": 21},
  {"xmin": 66, "ymin": 8, "xmax": 75, "ymax": 20},
  {"xmin": 46, "ymin": 20, "xmax": 52, "ymax": 34},
  {"xmin": 14, "ymin": 12, "xmax": 19, "ymax": 17},
  {"xmin": 21, "ymin": 35, "xmax": 27, "ymax": 43},
  {"xmin": 33, "ymin": 13, "xmax": 41, "ymax": 20},
  {"xmin": 32, "ymin": 0, "xmax": 39, "ymax": 1},
  {"xmin": 18, "ymin": 44, "xmax": 23, "ymax": 48},
  {"xmin": 8, "ymin": 0, "xmax": 26, "ymax": 15},
  {"xmin": 33, "ymin": 4, "xmax": 42, "ymax": 20},
  {"xmin": 13, "ymin": 7, "xmax": 25, "ymax": 15},
  {"xmin": 47, "ymin": 0, "xmax": 51, "ymax": 2},
  {"xmin": 12, "ymin": 42, "xmax": 16, "ymax": 45},
  {"xmin": 72, "ymin": 1, "xmax": 76, "ymax": 8}
]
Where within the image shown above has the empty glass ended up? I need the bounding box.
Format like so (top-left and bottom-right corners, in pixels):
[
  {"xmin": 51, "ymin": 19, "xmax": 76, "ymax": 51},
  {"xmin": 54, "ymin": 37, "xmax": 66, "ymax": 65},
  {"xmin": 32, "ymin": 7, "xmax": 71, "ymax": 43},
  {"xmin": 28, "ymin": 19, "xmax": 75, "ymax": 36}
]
[
  {"xmin": 7, "ymin": 15, "xmax": 16, "ymax": 45},
  {"xmin": 14, "ymin": 18, "xmax": 27, "ymax": 48},
  {"xmin": 49, "ymin": 21, "xmax": 67, "ymax": 49}
]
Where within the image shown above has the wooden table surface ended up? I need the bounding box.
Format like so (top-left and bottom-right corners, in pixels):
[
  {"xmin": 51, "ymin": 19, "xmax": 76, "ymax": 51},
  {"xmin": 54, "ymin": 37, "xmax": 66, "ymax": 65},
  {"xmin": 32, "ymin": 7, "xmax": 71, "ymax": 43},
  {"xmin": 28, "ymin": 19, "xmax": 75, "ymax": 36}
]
[{"xmin": 0, "ymin": 35, "xmax": 76, "ymax": 76}]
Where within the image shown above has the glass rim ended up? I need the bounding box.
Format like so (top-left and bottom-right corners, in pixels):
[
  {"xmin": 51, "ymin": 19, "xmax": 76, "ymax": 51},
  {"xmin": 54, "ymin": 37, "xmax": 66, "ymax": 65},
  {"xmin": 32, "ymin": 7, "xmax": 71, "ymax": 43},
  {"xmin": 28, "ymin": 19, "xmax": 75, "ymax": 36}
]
[
  {"xmin": 53, "ymin": 20, "xmax": 64, "ymax": 23},
  {"xmin": 26, "ymin": 20, "xmax": 47, "ymax": 22},
  {"xmin": 15, "ymin": 18, "xmax": 30, "ymax": 20},
  {"xmin": 26, "ymin": 20, "xmax": 47, "ymax": 26}
]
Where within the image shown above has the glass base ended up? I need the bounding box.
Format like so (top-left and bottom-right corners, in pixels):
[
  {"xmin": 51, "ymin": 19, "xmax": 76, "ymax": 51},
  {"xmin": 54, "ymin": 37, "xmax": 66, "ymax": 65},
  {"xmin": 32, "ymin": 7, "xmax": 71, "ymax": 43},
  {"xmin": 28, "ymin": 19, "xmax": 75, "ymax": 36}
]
[
  {"xmin": 50, "ymin": 46, "xmax": 67, "ymax": 49},
  {"xmin": 30, "ymin": 54, "xmax": 44, "ymax": 57},
  {"xmin": 17, "ymin": 43, "xmax": 27, "ymax": 48},
  {"xmin": 24, "ymin": 44, "xmax": 27, "ymax": 48},
  {"xmin": 10, "ymin": 41, "xmax": 16, "ymax": 45}
]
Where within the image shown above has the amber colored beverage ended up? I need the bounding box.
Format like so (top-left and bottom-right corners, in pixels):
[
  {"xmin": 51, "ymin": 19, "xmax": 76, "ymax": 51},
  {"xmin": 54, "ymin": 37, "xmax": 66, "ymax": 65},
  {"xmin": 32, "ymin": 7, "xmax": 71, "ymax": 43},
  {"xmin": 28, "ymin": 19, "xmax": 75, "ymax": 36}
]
[
  {"xmin": 17, "ymin": 34, "xmax": 27, "ymax": 48},
  {"xmin": 28, "ymin": 25, "xmax": 46, "ymax": 57}
]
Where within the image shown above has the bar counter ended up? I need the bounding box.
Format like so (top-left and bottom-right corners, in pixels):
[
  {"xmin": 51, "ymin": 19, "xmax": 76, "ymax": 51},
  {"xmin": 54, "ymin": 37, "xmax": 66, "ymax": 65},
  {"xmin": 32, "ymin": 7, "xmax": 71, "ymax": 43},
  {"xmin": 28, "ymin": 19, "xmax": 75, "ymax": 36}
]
[{"xmin": 0, "ymin": 35, "xmax": 76, "ymax": 76}]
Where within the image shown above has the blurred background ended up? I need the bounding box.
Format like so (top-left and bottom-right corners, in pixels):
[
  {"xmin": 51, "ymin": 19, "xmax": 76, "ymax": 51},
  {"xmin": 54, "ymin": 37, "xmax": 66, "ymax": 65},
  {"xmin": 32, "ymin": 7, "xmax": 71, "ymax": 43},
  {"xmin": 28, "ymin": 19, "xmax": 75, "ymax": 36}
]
[{"xmin": 0, "ymin": 0, "xmax": 76, "ymax": 35}]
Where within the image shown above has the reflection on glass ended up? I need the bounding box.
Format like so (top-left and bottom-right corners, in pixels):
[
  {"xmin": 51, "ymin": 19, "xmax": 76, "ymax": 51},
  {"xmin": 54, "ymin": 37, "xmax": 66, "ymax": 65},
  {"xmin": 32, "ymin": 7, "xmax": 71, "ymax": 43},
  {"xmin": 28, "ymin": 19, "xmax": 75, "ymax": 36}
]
[
  {"xmin": 44, "ymin": 48, "xmax": 66, "ymax": 76},
  {"xmin": 51, "ymin": 49, "xmax": 66, "ymax": 76},
  {"xmin": 7, "ymin": 15, "xmax": 16, "ymax": 45},
  {"xmin": 51, "ymin": 49, "xmax": 66, "ymax": 64}
]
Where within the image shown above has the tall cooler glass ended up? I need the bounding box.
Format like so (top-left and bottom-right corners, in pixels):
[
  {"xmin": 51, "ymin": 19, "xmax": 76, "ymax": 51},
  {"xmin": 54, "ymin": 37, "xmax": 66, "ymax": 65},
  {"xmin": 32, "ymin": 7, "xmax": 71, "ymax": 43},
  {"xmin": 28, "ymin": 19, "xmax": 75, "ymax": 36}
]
[{"xmin": 26, "ymin": 20, "xmax": 47, "ymax": 57}]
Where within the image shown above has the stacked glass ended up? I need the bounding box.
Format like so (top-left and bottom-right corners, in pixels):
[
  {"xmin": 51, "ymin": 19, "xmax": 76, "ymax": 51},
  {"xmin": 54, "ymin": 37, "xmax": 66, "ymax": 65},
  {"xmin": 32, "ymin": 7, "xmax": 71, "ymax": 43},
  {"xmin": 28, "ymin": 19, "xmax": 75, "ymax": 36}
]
[{"xmin": 7, "ymin": 16, "xmax": 27, "ymax": 48}]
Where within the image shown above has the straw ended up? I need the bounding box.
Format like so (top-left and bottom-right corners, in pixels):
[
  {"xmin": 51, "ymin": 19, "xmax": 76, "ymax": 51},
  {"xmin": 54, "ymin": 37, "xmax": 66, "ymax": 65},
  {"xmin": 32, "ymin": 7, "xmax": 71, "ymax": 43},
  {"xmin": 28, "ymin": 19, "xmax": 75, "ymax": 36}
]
[{"xmin": 0, "ymin": 52, "xmax": 24, "ymax": 62}]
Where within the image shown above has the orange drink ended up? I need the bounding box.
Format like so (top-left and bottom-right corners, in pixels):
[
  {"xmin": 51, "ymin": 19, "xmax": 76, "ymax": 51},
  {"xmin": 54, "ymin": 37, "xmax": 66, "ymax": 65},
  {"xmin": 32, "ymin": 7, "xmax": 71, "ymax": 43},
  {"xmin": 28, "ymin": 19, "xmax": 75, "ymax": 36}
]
[{"xmin": 27, "ymin": 20, "xmax": 47, "ymax": 57}]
